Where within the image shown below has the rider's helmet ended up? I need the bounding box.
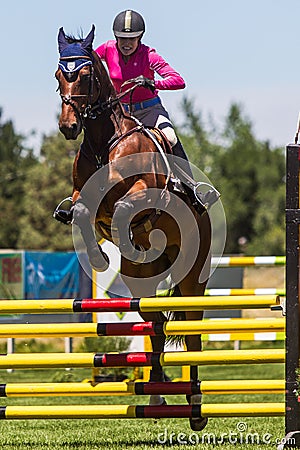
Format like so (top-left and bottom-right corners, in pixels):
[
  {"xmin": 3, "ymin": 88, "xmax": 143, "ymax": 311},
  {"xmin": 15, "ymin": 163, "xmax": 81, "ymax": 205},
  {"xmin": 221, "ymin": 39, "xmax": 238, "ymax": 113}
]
[{"xmin": 113, "ymin": 10, "xmax": 145, "ymax": 38}]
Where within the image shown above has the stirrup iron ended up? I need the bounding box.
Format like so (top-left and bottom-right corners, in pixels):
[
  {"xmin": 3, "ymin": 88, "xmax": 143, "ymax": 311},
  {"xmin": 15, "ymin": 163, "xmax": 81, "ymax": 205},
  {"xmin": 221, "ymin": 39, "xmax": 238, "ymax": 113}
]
[
  {"xmin": 53, "ymin": 197, "xmax": 73, "ymax": 225},
  {"xmin": 194, "ymin": 182, "xmax": 220, "ymax": 209}
]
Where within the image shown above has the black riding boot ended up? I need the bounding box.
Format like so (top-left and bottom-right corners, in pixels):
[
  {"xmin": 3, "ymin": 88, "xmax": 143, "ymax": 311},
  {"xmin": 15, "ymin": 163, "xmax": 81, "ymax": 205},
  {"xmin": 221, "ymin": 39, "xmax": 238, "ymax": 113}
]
[{"xmin": 171, "ymin": 141, "xmax": 207, "ymax": 216}]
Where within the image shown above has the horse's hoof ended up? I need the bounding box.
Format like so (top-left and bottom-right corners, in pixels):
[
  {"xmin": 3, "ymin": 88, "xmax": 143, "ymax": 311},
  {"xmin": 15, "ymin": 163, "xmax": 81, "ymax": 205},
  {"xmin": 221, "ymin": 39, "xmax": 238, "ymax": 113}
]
[
  {"xmin": 150, "ymin": 396, "xmax": 167, "ymax": 422},
  {"xmin": 149, "ymin": 395, "xmax": 167, "ymax": 406},
  {"xmin": 189, "ymin": 417, "xmax": 208, "ymax": 432},
  {"xmin": 186, "ymin": 393, "xmax": 208, "ymax": 432}
]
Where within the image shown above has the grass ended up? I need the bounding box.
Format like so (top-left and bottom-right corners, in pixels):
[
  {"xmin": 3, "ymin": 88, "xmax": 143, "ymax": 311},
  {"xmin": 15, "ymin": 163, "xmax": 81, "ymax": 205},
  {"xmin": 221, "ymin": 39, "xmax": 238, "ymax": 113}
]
[{"xmin": 0, "ymin": 339, "xmax": 290, "ymax": 449}]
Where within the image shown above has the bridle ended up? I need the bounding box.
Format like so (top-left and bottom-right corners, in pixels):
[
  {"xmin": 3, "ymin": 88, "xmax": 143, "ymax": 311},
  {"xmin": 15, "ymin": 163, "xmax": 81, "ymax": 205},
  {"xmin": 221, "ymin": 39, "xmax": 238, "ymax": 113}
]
[
  {"xmin": 57, "ymin": 54, "xmax": 148, "ymax": 123},
  {"xmin": 58, "ymin": 55, "xmax": 100, "ymax": 123}
]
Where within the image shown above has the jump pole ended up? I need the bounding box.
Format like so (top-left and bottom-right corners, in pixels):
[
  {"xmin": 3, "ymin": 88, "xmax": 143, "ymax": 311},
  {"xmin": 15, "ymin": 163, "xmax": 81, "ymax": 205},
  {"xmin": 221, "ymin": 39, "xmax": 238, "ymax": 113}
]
[
  {"xmin": 0, "ymin": 349, "xmax": 284, "ymax": 369},
  {"xmin": 0, "ymin": 295, "xmax": 280, "ymax": 314},
  {"xmin": 211, "ymin": 255, "xmax": 285, "ymax": 266},
  {"xmin": 0, "ymin": 380, "xmax": 285, "ymax": 397},
  {"xmin": 0, "ymin": 403, "xmax": 285, "ymax": 419},
  {"xmin": 0, "ymin": 318, "xmax": 285, "ymax": 338}
]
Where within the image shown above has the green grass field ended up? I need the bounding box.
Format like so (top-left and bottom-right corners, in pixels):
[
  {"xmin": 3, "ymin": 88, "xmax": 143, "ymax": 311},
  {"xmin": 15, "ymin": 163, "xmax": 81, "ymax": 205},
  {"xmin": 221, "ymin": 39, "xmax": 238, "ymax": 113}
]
[{"xmin": 0, "ymin": 340, "xmax": 291, "ymax": 450}]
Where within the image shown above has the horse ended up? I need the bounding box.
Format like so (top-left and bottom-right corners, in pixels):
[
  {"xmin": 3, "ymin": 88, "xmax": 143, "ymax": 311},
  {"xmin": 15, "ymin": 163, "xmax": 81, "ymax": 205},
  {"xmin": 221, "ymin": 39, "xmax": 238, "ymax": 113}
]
[{"xmin": 54, "ymin": 25, "xmax": 212, "ymax": 431}]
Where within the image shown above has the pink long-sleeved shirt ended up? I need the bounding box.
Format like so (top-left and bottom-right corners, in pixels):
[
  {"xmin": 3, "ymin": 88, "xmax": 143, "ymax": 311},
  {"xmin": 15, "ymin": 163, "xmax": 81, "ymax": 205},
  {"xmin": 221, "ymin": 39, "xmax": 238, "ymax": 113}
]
[{"xmin": 95, "ymin": 40, "xmax": 185, "ymax": 103}]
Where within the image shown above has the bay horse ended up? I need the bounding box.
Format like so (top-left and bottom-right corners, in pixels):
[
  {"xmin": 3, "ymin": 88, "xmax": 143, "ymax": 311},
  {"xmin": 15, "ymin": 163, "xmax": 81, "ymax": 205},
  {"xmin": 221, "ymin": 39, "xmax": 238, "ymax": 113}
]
[{"xmin": 55, "ymin": 25, "xmax": 211, "ymax": 431}]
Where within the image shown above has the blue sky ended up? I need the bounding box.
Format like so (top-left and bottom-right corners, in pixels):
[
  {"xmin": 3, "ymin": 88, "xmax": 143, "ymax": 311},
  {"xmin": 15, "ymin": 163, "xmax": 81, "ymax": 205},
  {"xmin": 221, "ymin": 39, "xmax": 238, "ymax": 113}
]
[{"xmin": 1, "ymin": 0, "xmax": 299, "ymax": 150}]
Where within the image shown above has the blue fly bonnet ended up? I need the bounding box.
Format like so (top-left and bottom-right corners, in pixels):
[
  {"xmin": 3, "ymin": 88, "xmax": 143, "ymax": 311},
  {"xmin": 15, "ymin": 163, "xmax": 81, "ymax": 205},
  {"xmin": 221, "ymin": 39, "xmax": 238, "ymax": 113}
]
[
  {"xmin": 58, "ymin": 26, "xmax": 95, "ymax": 73},
  {"xmin": 58, "ymin": 44, "xmax": 93, "ymax": 73}
]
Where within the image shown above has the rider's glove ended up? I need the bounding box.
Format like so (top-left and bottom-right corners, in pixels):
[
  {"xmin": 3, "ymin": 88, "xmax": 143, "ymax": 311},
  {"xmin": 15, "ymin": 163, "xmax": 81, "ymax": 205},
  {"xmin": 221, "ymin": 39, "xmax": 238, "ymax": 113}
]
[{"xmin": 135, "ymin": 75, "xmax": 156, "ymax": 93}]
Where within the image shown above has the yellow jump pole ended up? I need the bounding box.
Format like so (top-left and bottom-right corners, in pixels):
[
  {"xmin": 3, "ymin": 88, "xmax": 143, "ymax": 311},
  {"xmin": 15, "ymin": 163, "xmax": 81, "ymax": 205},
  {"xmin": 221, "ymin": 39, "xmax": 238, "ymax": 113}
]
[
  {"xmin": 139, "ymin": 295, "xmax": 280, "ymax": 311},
  {"xmin": 0, "ymin": 380, "xmax": 285, "ymax": 397},
  {"xmin": 0, "ymin": 403, "xmax": 284, "ymax": 419},
  {"xmin": 0, "ymin": 323, "xmax": 99, "ymax": 338},
  {"xmin": 199, "ymin": 379, "xmax": 285, "ymax": 395},
  {"xmin": 201, "ymin": 403, "xmax": 285, "ymax": 417},
  {"xmin": 164, "ymin": 318, "xmax": 285, "ymax": 335},
  {"xmin": 205, "ymin": 288, "xmax": 285, "ymax": 296},
  {"xmin": 0, "ymin": 318, "xmax": 285, "ymax": 338},
  {"xmin": 0, "ymin": 299, "xmax": 74, "ymax": 314},
  {"xmin": 211, "ymin": 256, "xmax": 286, "ymax": 266},
  {"xmin": 0, "ymin": 295, "xmax": 280, "ymax": 314},
  {"xmin": 0, "ymin": 349, "xmax": 285, "ymax": 369},
  {"xmin": 159, "ymin": 349, "xmax": 284, "ymax": 366}
]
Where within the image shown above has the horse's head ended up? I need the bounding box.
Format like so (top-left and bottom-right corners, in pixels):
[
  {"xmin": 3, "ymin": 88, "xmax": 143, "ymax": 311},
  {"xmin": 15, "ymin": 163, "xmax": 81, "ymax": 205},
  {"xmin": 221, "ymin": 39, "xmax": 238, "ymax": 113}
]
[{"xmin": 55, "ymin": 25, "xmax": 101, "ymax": 140}]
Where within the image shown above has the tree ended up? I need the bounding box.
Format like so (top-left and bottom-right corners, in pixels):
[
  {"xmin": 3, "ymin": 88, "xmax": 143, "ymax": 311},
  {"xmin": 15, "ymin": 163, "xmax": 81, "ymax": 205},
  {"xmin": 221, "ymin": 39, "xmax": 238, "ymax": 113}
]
[
  {"xmin": 177, "ymin": 97, "xmax": 222, "ymax": 177},
  {"xmin": 178, "ymin": 100, "xmax": 285, "ymax": 255},
  {"xmin": 17, "ymin": 131, "xmax": 78, "ymax": 250},
  {"xmin": 0, "ymin": 109, "xmax": 37, "ymax": 248}
]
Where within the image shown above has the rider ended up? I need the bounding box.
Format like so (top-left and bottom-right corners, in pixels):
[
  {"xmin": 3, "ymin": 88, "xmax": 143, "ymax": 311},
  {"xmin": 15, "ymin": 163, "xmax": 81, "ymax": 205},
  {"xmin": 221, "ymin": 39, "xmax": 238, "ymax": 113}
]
[{"xmin": 95, "ymin": 10, "xmax": 210, "ymax": 215}]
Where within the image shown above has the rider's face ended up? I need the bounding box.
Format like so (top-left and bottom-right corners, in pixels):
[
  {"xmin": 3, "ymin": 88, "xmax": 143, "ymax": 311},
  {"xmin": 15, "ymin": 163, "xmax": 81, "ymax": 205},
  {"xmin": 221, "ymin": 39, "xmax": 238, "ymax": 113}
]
[{"xmin": 117, "ymin": 37, "xmax": 140, "ymax": 58}]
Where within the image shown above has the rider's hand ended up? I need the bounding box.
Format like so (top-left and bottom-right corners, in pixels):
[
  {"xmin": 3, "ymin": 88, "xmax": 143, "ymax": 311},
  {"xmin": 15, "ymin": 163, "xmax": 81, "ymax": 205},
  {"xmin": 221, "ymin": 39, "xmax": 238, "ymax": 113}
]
[{"xmin": 135, "ymin": 75, "xmax": 156, "ymax": 93}]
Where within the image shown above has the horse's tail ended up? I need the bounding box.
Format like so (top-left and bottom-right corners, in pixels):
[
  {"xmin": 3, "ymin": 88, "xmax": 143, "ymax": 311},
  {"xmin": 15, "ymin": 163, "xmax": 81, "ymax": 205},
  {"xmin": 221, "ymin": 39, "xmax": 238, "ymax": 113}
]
[{"xmin": 166, "ymin": 285, "xmax": 185, "ymax": 346}]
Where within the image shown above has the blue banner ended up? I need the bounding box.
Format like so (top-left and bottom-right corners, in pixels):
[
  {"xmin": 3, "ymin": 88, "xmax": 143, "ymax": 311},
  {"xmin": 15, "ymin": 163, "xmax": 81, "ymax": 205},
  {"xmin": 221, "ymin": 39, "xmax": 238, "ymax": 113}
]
[{"xmin": 25, "ymin": 252, "xmax": 79, "ymax": 299}]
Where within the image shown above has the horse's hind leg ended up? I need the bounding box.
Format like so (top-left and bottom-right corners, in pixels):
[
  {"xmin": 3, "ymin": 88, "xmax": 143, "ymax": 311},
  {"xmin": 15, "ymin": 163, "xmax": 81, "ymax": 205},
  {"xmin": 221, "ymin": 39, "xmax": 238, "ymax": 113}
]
[
  {"xmin": 139, "ymin": 310, "xmax": 168, "ymax": 405},
  {"xmin": 120, "ymin": 259, "xmax": 168, "ymax": 405},
  {"xmin": 176, "ymin": 231, "xmax": 210, "ymax": 431},
  {"xmin": 182, "ymin": 302, "xmax": 208, "ymax": 431}
]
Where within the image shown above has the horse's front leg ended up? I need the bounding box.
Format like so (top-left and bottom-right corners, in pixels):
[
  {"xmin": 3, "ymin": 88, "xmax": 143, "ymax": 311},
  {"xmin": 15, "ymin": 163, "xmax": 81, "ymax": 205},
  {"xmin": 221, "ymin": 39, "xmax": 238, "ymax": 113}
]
[
  {"xmin": 112, "ymin": 184, "xmax": 164, "ymax": 264},
  {"xmin": 73, "ymin": 199, "xmax": 109, "ymax": 272}
]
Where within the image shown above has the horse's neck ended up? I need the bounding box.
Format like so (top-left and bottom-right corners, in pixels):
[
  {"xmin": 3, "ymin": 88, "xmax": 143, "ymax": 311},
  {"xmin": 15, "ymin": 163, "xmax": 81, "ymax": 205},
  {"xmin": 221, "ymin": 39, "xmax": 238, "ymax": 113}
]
[
  {"xmin": 84, "ymin": 111, "xmax": 115, "ymax": 144},
  {"xmin": 82, "ymin": 56, "xmax": 134, "ymax": 158}
]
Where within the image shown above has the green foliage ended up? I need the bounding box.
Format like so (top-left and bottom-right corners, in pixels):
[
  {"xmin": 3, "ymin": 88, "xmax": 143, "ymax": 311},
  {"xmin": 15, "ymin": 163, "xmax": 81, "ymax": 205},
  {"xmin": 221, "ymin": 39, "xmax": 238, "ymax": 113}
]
[
  {"xmin": 50, "ymin": 370, "xmax": 76, "ymax": 383},
  {"xmin": 79, "ymin": 336, "xmax": 132, "ymax": 380},
  {"xmin": 79, "ymin": 336, "xmax": 131, "ymax": 353},
  {"xmin": 0, "ymin": 109, "xmax": 38, "ymax": 248},
  {"xmin": 17, "ymin": 131, "xmax": 78, "ymax": 250},
  {"xmin": 0, "ymin": 338, "xmax": 60, "ymax": 353},
  {"xmin": 177, "ymin": 100, "xmax": 285, "ymax": 255}
]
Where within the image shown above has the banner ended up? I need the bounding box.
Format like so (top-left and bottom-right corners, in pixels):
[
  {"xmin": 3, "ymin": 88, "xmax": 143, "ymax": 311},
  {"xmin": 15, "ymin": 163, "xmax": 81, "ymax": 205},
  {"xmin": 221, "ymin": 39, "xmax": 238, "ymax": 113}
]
[
  {"xmin": 25, "ymin": 252, "xmax": 79, "ymax": 299},
  {"xmin": 0, "ymin": 251, "xmax": 24, "ymax": 299}
]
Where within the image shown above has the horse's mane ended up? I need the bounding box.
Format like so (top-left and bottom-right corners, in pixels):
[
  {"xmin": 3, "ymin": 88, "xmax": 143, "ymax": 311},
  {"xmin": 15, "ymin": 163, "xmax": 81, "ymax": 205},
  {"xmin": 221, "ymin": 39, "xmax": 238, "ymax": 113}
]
[
  {"xmin": 92, "ymin": 51, "xmax": 117, "ymax": 99},
  {"xmin": 64, "ymin": 31, "xmax": 84, "ymax": 44}
]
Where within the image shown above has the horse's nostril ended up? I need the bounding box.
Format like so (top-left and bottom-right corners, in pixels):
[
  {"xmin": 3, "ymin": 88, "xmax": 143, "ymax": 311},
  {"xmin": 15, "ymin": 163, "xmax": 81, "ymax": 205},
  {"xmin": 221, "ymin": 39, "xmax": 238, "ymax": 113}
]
[{"xmin": 71, "ymin": 123, "xmax": 78, "ymax": 131}]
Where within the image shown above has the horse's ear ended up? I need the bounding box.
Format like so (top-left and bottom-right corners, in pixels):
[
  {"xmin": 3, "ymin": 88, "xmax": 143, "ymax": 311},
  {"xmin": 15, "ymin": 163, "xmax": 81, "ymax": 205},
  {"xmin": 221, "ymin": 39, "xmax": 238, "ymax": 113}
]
[
  {"xmin": 58, "ymin": 27, "xmax": 69, "ymax": 53},
  {"xmin": 82, "ymin": 25, "xmax": 95, "ymax": 52}
]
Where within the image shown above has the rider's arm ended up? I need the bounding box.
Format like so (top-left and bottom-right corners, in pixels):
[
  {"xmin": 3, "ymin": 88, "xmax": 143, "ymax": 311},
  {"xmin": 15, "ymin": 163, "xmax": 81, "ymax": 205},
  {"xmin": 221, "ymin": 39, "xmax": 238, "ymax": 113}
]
[{"xmin": 148, "ymin": 48, "xmax": 185, "ymax": 91}]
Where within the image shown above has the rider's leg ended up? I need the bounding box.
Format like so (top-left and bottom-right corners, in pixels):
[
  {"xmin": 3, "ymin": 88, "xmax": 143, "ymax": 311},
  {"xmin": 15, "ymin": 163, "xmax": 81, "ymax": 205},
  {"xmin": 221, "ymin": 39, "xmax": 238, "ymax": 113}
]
[
  {"xmin": 171, "ymin": 139, "xmax": 207, "ymax": 215},
  {"xmin": 129, "ymin": 104, "xmax": 216, "ymax": 214},
  {"xmin": 149, "ymin": 114, "xmax": 207, "ymax": 215}
]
